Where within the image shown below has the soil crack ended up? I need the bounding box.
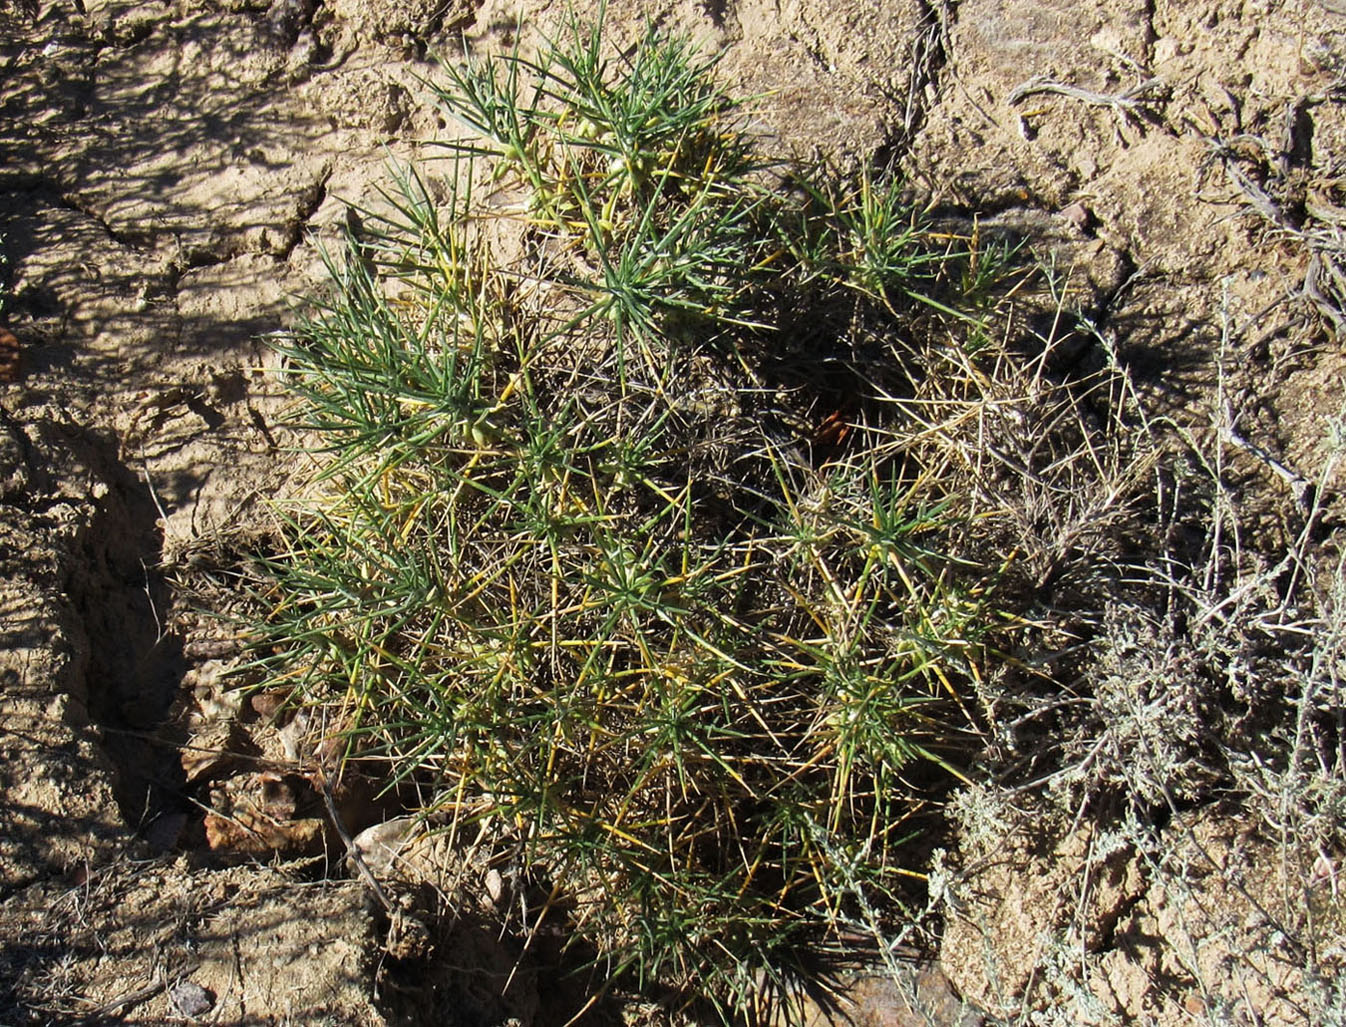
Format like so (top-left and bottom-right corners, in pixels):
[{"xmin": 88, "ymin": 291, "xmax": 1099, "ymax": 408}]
[
  {"xmin": 278, "ymin": 164, "xmax": 333, "ymax": 262},
  {"xmin": 57, "ymin": 425, "xmax": 189, "ymax": 833},
  {"xmin": 44, "ymin": 177, "xmax": 159, "ymax": 253},
  {"xmin": 881, "ymin": 0, "xmax": 956, "ymax": 162}
]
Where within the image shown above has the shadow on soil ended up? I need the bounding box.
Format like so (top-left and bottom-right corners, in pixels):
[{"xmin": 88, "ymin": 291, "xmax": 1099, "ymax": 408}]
[{"xmin": 54, "ymin": 421, "xmax": 191, "ymax": 835}]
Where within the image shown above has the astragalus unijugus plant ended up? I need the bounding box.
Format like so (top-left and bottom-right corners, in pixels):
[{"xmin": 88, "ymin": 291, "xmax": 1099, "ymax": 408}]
[{"xmin": 246, "ymin": 8, "xmax": 1022, "ymax": 1018}]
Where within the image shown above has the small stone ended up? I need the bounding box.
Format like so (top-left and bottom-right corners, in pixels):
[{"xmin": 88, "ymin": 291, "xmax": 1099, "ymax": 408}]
[
  {"xmin": 350, "ymin": 817, "xmax": 416, "ymax": 877},
  {"xmin": 278, "ymin": 709, "xmax": 311, "ymax": 761},
  {"xmin": 248, "ymin": 688, "xmax": 289, "ymax": 721},
  {"xmin": 1059, "ymin": 201, "xmax": 1091, "ymax": 231},
  {"xmin": 169, "ymin": 979, "xmax": 214, "ymax": 1018},
  {"xmin": 1309, "ymin": 853, "xmax": 1338, "ymax": 892},
  {"xmin": 485, "ymin": 867, "xmax": 505, "ymax": 904}
]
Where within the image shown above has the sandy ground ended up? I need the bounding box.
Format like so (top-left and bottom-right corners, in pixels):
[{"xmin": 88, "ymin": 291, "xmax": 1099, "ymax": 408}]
[{"xmin": 3, "ymin": 0, "xmax": 1345, "ymax": 1023}]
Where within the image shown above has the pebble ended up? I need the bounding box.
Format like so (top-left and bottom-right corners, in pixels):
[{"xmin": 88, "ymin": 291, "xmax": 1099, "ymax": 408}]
[
  {"xmin": 169, "ymin": 979, "xmax": 214, "ymax": 1018},
  {"xmin": 350, "ymin": 816, "xmax": 416, "ymax": 877}
]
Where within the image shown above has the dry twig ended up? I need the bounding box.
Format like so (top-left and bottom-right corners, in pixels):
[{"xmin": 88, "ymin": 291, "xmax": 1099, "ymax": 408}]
[{"xmin": 1008, "ymin": 74, "xmax": 1168, "ymax": 126}]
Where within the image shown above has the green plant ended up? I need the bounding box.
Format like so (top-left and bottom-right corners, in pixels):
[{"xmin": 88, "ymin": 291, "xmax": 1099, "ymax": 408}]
[{"xmin": 247, "ymin": 10, "xmax": 1019, "ymax": 1020}]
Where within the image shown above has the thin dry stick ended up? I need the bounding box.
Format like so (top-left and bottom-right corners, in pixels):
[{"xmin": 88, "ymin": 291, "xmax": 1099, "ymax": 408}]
[
  {"xmin": 319, "ymin": 773, "xmax": 395, "ymax": 913},
  {"xmin": 1223, "ymin": 418, "xmax": 1313, "ymax": 509},
  {"xmin": 1008, "ymin": 74, "xmax": 1167, "ymax": 125},
  {"xmin": 72, "ymin": 973, "xmax": 165, "ymax": 1025}
]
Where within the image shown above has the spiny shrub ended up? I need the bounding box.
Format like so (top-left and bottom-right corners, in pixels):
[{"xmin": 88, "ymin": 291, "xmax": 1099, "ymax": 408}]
[{"xmin": 247, "ymin": 10, "xmax": 1018, "ymax": 1018}]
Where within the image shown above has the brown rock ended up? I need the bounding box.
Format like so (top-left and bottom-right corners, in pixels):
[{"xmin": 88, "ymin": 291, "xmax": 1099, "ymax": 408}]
[
  {"xmin": 202, "ymin": 773, "xmax": 327, "ymax": 856},
  {"xmin": 203, "ymin": 810, "xmax": 326, "ymax": 856},
  {"xmin": 248, "ymin": 688, "xmax": 291, "ymax": 722}
]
